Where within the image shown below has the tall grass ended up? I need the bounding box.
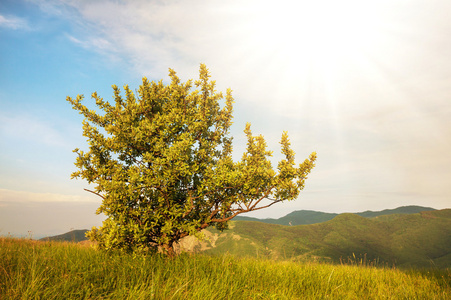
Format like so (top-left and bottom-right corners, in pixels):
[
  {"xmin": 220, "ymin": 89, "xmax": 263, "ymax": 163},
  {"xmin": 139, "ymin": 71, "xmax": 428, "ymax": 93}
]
[{"xmin": 1, "ymin": 237, "xmax": 449, "ymax": 299}]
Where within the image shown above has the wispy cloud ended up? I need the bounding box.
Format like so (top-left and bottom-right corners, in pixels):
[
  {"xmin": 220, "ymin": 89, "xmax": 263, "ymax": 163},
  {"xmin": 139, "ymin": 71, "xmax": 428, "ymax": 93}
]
[
  {"xmin": 65, "ymin": 33, "xmax": 113, "ymax": 53},
  {"xmin": 0, "ymin": 14, "xmax": 30, "ymax": 30},
  {"xmin": 0, "ymin": 188, "xmax": 98, "ymax": 203},
  {"xmin": 0, "ymin": 112, "xmax": 70, "ymax": 148},
  {"xmin": 26, "ymin": 0, "xmax": 71, "ymax": 17}
]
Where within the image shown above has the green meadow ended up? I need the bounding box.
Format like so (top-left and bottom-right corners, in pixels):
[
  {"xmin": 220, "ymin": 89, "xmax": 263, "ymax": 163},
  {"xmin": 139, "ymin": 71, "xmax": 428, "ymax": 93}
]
[{"xmin": 1, "ymin": 237, "xmax": 449, "ymax": 299}]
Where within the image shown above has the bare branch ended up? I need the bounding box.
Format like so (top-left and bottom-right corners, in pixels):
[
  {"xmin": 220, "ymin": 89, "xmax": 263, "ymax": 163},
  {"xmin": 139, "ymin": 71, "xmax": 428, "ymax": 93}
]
[
  {"xmin": 211, "ymin": 198, "xmax": 283, "ymax": 223},
  {"xmin": 84, "ymin": 188, "xmax": 105, "ymax": 199}
]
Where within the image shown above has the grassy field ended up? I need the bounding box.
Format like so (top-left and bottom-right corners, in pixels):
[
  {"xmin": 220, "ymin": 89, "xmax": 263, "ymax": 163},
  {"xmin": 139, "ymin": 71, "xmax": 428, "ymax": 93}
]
[{"xmin": 1, "ymin": 237, "xmax": 450, "ymax": 299}]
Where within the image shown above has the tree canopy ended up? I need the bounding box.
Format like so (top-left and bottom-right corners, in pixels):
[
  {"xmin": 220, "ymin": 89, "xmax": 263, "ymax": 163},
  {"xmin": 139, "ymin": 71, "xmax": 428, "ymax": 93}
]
[{"xmin": 67, "ymin": 64, "xmax": 316, "ymax": 256}]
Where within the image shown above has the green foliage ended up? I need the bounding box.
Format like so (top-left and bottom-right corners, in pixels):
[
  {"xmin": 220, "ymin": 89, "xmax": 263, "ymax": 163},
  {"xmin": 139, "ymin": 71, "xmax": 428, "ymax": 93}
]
[
  {"xmin": 67, "ymin": 64, "xmax": 316, "ymax": 255},
  {"xmin": 1, "ymin": 238, "xmax": 449, "ymax": 299}
]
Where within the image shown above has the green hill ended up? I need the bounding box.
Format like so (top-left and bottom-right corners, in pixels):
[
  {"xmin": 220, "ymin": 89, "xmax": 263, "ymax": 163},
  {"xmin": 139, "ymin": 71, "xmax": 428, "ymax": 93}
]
[
  {"xmin": 40, "ymin": 229, "xmax": 89, "ymax": 242},
  {"xmin": 198, "ymin": 209, "xmax": 451, "ymax": 268},
  {"xmin": 233, "ymin": 210, "xmax": 337, "ymax": 225},
  {"xmin": 233, "ymin": 205, "xmax": 435, "ymax": 225},
  {"xmin": 356, "ymin": 205, "xmax": 436, "ymax": 218}
]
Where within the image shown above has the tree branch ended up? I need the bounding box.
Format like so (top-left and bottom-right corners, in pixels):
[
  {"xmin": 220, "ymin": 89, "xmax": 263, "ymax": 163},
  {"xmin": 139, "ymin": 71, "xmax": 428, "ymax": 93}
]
[
  {"xmin": 84, "ymin": 188, "xmax": 105, "ymax": 199},
  {"xmin": 211, "ymin": 198, "xmax": 282, "ymax": 223}
]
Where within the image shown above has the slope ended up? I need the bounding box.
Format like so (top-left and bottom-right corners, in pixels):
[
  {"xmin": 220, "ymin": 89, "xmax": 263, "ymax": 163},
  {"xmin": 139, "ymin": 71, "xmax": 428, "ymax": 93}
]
[
  {"xmin": 199, "ymin": 209, "xmax": 451, "ymax": 268},
  {"xmin": 40, "ymin": 229, "xmax": 89, "ymax": 242}
]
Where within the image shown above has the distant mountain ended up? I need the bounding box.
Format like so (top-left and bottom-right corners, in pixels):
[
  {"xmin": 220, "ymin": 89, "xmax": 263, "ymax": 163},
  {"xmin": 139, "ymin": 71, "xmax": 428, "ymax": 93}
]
[
  {"xmin": 233, "ymin": 205, "xmax": 436, "ymax": 226},
  {"xmin": 355, "ymin": 205, "xmax": 436, "ymax": 218},
  {"xmin": 40, "ymin": 229, "xmax": 89, "ymax": 242},
  {"xmin": 234, "ymin": 210, "xmax": 338, "ymax": 226}
]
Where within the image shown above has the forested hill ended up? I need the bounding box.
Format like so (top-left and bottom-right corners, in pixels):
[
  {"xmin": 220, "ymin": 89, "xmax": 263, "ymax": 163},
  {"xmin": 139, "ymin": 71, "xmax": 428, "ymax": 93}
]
[
  {"xmin": 200, "ymin": 208, "xmax": 451, "ymax": 269},
  {"xmin": 233, "ymin": 205, "xmax": 436, "ymax": 226},
  {"xmin": 40, "ymin": 229, "xmax": 89, "ymax": 242}
]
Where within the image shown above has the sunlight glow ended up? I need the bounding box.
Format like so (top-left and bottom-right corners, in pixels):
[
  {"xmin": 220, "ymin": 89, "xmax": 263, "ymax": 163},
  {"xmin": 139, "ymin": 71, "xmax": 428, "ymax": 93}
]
[
  {"xmin": 222, "ymin": 0, "xmax": 404, "ymax": 124},
  {"xmin": 248, "ymin": 1, "xmax": 386, "ymax": 78},
  {"xmin": 232, "ymin": 0, "xmax": 396, "ymax": 175}
]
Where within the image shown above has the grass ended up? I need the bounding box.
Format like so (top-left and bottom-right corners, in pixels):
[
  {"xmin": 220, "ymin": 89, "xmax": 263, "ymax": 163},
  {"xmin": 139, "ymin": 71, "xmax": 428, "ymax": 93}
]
[{"xmin": 1, "ymin": 237, "xmax": 450, "ymax": 299}]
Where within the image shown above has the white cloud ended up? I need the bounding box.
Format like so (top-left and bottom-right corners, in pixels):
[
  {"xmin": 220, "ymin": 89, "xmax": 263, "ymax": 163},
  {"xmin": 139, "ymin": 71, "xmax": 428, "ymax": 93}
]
[
  {"xmin": 65, "ymin": 33, "xmax": 114, "ymax": 55},
  {"xmin": 0, "ymin": 112, "xmax": 70, "ymax": 148},
  {"xmin": 27, "ymin": 0, "xmax": 73, "ymax": 17},
  {"xmin": 0, "ymin": 188, "xmax": 98, "ymax": 203},
  {"xmin": 0, "ymin": 14, "xmax": 29, "ymax": 30},
  {"xmin": 65, "ymin": 33, "xmax": 83, "ymax": 45}
]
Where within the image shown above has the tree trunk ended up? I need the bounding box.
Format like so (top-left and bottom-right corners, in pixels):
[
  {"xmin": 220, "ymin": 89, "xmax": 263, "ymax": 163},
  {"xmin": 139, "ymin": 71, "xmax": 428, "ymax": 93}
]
[{"xmin": 161, "ymin": 242, "xmax": 176, "ymax": 257}]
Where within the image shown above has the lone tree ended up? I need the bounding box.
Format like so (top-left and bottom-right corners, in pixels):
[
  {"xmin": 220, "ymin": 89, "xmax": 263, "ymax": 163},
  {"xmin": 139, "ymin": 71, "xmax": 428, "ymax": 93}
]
[{"xmin": 67, "ymin": 64, "xmax": 316, "ymax": 256}]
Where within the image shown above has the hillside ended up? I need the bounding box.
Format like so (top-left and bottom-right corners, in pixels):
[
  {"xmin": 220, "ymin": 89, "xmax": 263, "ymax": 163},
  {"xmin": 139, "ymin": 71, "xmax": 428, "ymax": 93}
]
[
  {"xmin": 2, "ymin": 237, "xmax": 449, "ymax": 299},
  {"xmin": 182, "ymin": 209, "xmax": 451, "ymax": 269},
  {"xmin": 356, "ymin": 205, "xmax": 436, "ymax": 218},
  {"xmin": 233, "ymin": 205, "xmax": 436, "ymax": 225},
  {"xmin": 40, "ymin": 229, "xmax": 89, "ymax": 242}
]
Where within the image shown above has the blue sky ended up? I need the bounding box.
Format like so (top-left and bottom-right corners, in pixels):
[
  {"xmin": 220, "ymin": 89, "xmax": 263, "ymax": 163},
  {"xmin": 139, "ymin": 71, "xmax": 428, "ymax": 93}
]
[{"xmin": 1, "ymin": 0, "xmax": 450, "ymax": 238}]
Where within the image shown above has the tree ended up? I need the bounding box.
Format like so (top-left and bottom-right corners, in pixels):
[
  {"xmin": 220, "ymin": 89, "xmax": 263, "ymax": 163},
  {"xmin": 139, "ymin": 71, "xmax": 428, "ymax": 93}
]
[{"xmin": 67, "ymin": 64, "xmax": 316, "ymax": 256}]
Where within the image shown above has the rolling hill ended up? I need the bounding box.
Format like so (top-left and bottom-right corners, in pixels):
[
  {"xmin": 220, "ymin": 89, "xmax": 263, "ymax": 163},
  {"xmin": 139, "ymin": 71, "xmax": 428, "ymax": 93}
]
[
  {"xmin": 40, "ymin": 229, "xmax": 89, "ymax": 242},
  {"xmin": 193, "ymin": 209, "xmax": 451, "ymax": 268}
]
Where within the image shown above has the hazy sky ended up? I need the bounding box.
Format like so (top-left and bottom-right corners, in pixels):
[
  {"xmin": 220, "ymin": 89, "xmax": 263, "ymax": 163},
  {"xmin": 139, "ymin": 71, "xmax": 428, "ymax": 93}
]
[{"xmin": 1, "ymin": 0, "xmax": 450, "ymax": 238}]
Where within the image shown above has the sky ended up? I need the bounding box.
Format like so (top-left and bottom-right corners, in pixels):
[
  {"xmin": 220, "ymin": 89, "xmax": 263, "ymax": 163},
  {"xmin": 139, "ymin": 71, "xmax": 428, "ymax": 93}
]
[{"xmin": 1, "ymin": 0, "xmax": 450, "ymax": 239}]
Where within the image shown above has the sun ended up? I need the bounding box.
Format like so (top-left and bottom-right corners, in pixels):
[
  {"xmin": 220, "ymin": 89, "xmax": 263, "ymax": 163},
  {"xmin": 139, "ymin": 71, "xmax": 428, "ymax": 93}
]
[
  {"xmin": 227, "ymin": 0, "xmax": 393, "ymax": 118},
  {"xmin": 240, "ymin": 1, "xmax": 388, "ymax": 83}
]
